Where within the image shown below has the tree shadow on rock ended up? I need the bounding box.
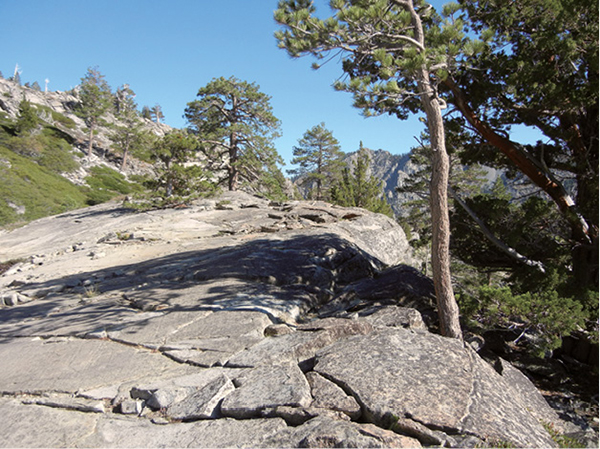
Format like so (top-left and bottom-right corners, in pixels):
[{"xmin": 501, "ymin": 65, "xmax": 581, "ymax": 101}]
[{"xmin": 2, "ymin": 233, "xmax": 435, "ymax": 336}]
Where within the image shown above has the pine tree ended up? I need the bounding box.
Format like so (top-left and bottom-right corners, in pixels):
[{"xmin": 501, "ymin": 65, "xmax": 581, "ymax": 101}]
[
  {"xmin": 185, "ymin": 76, "xmax": 283, "ymax": 193},
  {"xmin": 110, "ymin": 85, "xmax": 144, "ymax": 171},
  {"xmin": 450, "ymin": 0, "xmax": 598, "ymax": 291},
  {"xmin": 150, "ymin": 104, "xmax": 164, "ymax": 123},
  {"xmin": 150, "ymin": 130, "xmax": 214, "ymax": 202},
  {"xmin": 141, "ymin": 106, "xmax": 152, "ymax": 120},
  {"xmin": 289, "ymin": 123, "xmax": 345, "ymax": 200},
  {"xmin": 331, "ymin": 145, "xmax": 393, "ymax": 217},
  {"xmin": 15, "ymin": 99, "xmax": 39, "ymax": 135},
  {"xmin": 276, "ymin": 0, "xmax": 466, "ymax": 338},
  {"xmin": 75, "ymin": 67, "xmax": 112, "ymax": 158}
]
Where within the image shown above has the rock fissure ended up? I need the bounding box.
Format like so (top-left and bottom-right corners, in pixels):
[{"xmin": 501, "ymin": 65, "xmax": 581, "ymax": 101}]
[{"xmin": 457, "ymin": 342, "xmax": 479, "ymax": 433}]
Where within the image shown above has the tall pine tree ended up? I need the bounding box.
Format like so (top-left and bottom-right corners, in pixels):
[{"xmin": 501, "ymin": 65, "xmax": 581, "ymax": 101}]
[
  {"xmin": 275, "ymin": 0, "xmax": 466, "ymax": 338},
  {"xmin": 331, "ymin": 144, "xmax": 393, "ymax": 217},
  {"xmin": 110, "ymin": 85, "xmax": 144, "ymax": 171},
  {"xmin": 185, "ymin": 76, "xmax": 283, "ymax": 193},
  {"xmin": 289, "ymin": 123, "xmax": 345, "ymax": 200},
  {"xmin": 75, "ymin": 67, "xmax": 112, "ymax": 158}
]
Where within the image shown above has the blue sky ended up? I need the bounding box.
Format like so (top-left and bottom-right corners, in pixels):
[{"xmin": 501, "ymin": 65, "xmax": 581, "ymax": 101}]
[{"xmin": 1, "ymin": 0, "xmax": 537, "ymax": 169}]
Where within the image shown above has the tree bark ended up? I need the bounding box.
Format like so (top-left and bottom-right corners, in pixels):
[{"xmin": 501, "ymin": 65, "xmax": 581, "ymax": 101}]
[
  {"xmin": 121, "ymin": 144, "xmax": 129, "ymax": 172},
  {"xmin": 87, "ymin": 125, "xmax": 94, "ymax": 158},
  {"xmin": 422, "ymin": 92, "xmax": 463, "ymax": 339},
  {"xmin": 407, "ymin": 0, "xmax": 462, "ymax": 339},
  {"xmin": 228, "ymin": 138, "xmax": 239, "ymax": 192}
]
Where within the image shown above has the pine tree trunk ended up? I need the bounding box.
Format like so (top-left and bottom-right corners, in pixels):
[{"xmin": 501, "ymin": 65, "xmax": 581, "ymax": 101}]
[
  {"xmin": 422, "ymin": 92, "xmax": 463, "ymax": 339},
  {"xmin": 407, "ymin": 0, "xmax": 462, "ymax": 339},
  {"xmin": 228, "ymin": 145, "xmax": 238, "ymax": 191},
  {"xmin": 121, "ymin": 146, "xmax": 129, "ymax": 171},
  {"xmin": 444, "ymin": 77, "xmax": 593, "ymax": 247},
  {"xmin": 87, "ymin": 125, "xmax": 94, "ymax": 158},
  {"xmin": 228, "ymin": 103, "xmax": 239, "ymax": 192}
]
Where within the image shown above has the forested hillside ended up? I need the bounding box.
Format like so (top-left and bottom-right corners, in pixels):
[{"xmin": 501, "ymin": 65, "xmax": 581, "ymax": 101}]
[{"xmin": 0, "ymin": 75, "xmax": 170, "ymax": 226}]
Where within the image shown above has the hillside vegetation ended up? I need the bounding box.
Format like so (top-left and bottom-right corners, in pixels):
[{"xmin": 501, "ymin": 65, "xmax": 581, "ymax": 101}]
[{"xmin": 0, "ymin": 76, "xmax": 167, "ymax": 227}]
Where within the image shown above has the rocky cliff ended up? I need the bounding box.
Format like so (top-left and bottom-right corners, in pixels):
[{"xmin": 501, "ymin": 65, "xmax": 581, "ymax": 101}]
[
  {"xmin": 0, "ymin": 191, "xmax": 573, "ymax": 448},
  {"xmin": 0, "ymin": 77, "xmax": 169, "ymax": 183}
]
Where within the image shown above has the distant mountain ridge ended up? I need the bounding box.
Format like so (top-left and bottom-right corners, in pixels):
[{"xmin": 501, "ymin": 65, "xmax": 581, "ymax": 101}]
[
  {"xmin": 340, "ymin": 146, "xmax": 531, "ymax": 218},
  {"xmin": 340, "ymin": 148, "xmax": 419, "ymax": 217}
]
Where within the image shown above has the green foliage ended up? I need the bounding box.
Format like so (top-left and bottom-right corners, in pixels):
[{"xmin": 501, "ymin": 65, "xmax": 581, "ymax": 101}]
[
  {"xmin": 0, "ymin": 145, "xmax": 88, "ymax": 226},
  {"xmin": 459, "ymin": 284, "xmax": 587, "ymax": 356},
  {"xmin": 75, "ymin": 67, "xmax": 113, "ymax": 155},
  {"xmin": 254, "ymin": 164, "xmax": 289, "ymax": 202},
  {"xmin": 275, "ymin": 0, "xmax": 475, "ymax": 119},
  {"xmin": 33, "ymin": 104, "xmax": 76, "ymax": 129},
  {"xmin": 289, "ymin": 122, "xmax": 345, "ymax": 201},
  {"xmin": 148, "ymin": 131, "xmax": 217, "ymax": 205},
  {"xmin": 15, "ymin": 99, "xmax": 39, "ymax": 134},
  {"xmin": 36, "ymin": 129, "xmax": 80, "ymax": 173},
  {"xmin": 451, "ymin": 190, "xmax": 569, "ymax": 279},
  {"xmin": 3, "ymin": 123, "xmax": 79, "ymax": 174},
  {"xmin": 76, "ymin": 66, "xmax": 113, "ymax": 127},
  {"xmin": 185, "ymin": 76, "xmax": 284, "ymax": 193},
  {"xmin": 397, "ymin": 139, "xmax": 488, "ymax": 250},
  {"xmin": 86, "ymin": 165, "xmax": 136, "ymax": 194},
  {"xmin": 330, "ymin": 145, "xmax": 393, "ymax": 217},
  {"xmin": 454, "ymin": 0, "xmax": 598, "ymax": 291},
  {"xmin": 110, "ymin": 85, "xmax": 147, "ymax": 170},
  {"xmin": 84, "ymin": 165, "xmax": 143, "ymax": 205}
]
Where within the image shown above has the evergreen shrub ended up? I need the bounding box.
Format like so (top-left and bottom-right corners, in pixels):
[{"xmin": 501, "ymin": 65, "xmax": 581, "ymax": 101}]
[{"xmin": 459, "ymin": 284, "xmax": 588, "ymax": 356}]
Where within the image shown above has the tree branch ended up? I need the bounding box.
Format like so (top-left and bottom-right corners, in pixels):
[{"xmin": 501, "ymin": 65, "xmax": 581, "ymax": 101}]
[{"xmin": 449, "ymin": 186, "xmax": 546, "ymax": 273}]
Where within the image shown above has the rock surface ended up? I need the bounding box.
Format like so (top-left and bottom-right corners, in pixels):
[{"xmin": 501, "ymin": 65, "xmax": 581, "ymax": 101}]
[{"xmin": 0, "ymin": 192, "xmax": 567, "ymax": 447}]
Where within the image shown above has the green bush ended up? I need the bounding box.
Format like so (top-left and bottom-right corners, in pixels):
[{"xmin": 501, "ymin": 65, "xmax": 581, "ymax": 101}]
[
  {"xmin": 37, "ymin": 129, "xmax": 79, "ymax": 173},
  {"xmin": 459, "ymin": 284, "xmax": 588, "ymax": 356},
  {"xmin": 3, "ymin": 126, "xmax": 79, "ymax": 174},
  {"xmin": 34, "ymin": 104, "xmax": 76, "ymax": 129},
  {"xmin": 83, "ymin": 165, "xmax": 144, "ymax": 205},
  {"xmin": 0, "ymin": 145, "xmax": 88, "ymax": 227}
]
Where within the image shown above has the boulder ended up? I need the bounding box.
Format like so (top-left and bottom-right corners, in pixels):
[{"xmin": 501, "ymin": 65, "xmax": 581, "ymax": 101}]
[
  {"xmin": 362, "ymin": 305, "xmax": 427, "ymax": 331},
  {"xmin": 79, "ymin": 415, "xmax": 288, "ymax": 448},
  {"xmin": 314, "ymin": 327, "xmax": 557, "ymax": 448},
  {"xmin": 166, "ymin": 374, "xmax": 235, "ymax": 420},
  {"xmin": 220, "ymin": 363, "xmax": 312, "ymax": 419},
  {"xmin": 258, "ymin": 415, "xmax": 422, "ymax": 448},
  {"xmin": 306, "ymin": 371, "xmax": 361, "ymax": 420}
]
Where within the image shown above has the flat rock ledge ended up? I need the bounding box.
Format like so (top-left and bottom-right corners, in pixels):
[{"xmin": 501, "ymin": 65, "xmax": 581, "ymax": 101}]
[{"xmin": 0, "ymin": 192, "xmax": 567, "ymax": 447}]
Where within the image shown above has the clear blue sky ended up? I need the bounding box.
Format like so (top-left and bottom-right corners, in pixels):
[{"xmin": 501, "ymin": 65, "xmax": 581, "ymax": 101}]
[{"xmin": 1, "ymin": 0, "xmax": 537, "ymax": 169}]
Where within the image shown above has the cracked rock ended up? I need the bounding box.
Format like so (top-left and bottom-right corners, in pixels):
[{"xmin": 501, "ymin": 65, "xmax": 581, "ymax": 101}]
[
  {"xmin": 306, "ymin": 371, "xmax": 361, "ymax": 420},
  {"xmin": 166, "ymin": 373, "xmax": 235, "ymax": 421},
  {"xmin": 221, "ymin": 363, "xmax": 312, "ymax": 419}
]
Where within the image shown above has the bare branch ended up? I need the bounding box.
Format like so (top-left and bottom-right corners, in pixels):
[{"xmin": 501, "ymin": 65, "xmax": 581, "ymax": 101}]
[{"xmin": 448, "ymin": 186, "xmax": 546, "ymax": 273}]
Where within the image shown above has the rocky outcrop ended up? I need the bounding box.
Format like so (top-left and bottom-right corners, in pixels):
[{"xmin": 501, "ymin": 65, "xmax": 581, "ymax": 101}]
[
  {"xmin": 0, "ymin": 192, "xmax": 569, "ymax": 447},
  {"xmin": 0, "ymin": 77, "xmax": 168, "ymax": 183}
]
